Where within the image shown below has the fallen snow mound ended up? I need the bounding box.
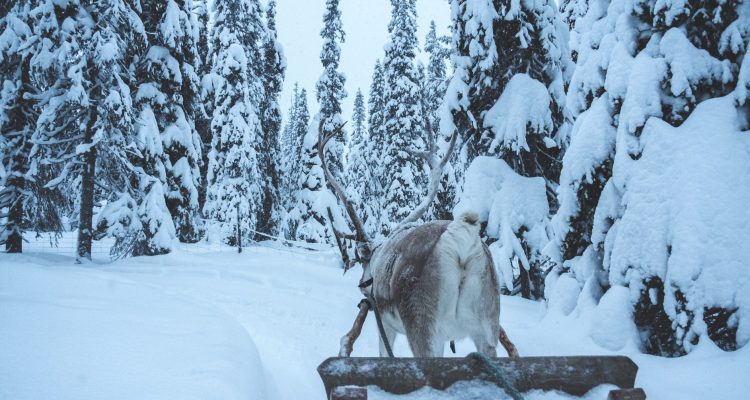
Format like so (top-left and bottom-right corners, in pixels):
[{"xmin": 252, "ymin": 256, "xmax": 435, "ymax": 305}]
[{"xmin": 0, "ymin": 260, "xmax": 267, "ymax": 400}]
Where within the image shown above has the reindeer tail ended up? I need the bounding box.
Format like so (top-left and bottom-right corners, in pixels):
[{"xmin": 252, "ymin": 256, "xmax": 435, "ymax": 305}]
[{"xmin": 459, "ymin": 211, "xmax": 479, "ymax": 225}]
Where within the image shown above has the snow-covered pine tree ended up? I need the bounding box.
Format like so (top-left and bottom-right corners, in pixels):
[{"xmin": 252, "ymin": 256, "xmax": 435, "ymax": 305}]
[
  {"xmin": 422, "ymin": 20, "xmax": 455, "ymax": 221},
  {"xmin": 192, "ymin": 0, "xmax": 212, "ymax": 212},
  {"xmin": 89, "ymin": 0, "xmax": 177, "ymax": 258},
  {"xmin": 445, "ymin": 0, "xmax": 570, "ymax": 299},
  {"xmin": 379, "ymin": 0, "xmax": 426, "ymax": 237},
  {"xmin": 344, "ymin": 89, "xmax": 374, "ymax": 235},
  {"xmin": 257, "ymin": 0, "xmax": 286, "ymax": 238},
  {"xmin": 279, "ymin": 83, "xmax": 300, "ymax": 211},
  {"xmin": 365, "ymin": 59, "xmax": 386, "ymax": 236},
  {"xmin": 449, "ymin": 0, "xmax": 571, "ymax": 202},
  {"xmin": 96, "ymin": 0, "xmax": 174, "ymax": 258},
  {"xmin": 316, "ymin": 0, "xmax": 347, "ymax": 187},
  {"xmin": 203, "ymin": 0, "xmax": 265, "ymax": 245},
  {"xmin": 138, "ymin": 0, "xmax": 203, "ymax": 243},
  {"xmin": 288, "ymin": 87, "xmax": 310, "ymax": 196},
  {"xmin": 26, "ymin": 0, "xmax": 162, "ymax": 260},
  {"xmin": 0, "ymin": 3, "xmax": 36, "ymax": 253},
  {"xmin": 283, "ymin": 116, "xmax": 347, "ymax": 245},
  {"xmin": 193, "ymin": 0, "xmax": 210, "ymax": 78},
  {"xmin": 546, "ymin": 0, "xmax": 750, "ymax": 356}
]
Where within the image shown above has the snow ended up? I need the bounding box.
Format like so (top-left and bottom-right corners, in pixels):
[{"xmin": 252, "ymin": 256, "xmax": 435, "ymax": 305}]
[
  {"xmin": 551, "ymin": 96, "xmax": 616, "ymax": 244},
  {"xmin": 659, "ymin": 28, "xmax": 733, "ymax": 100},
  {"xmin": 2, "ymin": 236, "xmax": 749, "ymax": 399},
  {"xmin": 483, "ymin": 73, "xmax": 553, "ymax": 153},
  {"xmin": 0, "ymin": 253, "xmax": 266, "ymax": 400},
  {"xmin": 369, "ymin": 382, "xmax": 617, "ymax": 400},
  {"xmin": 589, "ymin": 286, "xmax": 639, "ymax": 351},
  {"xmin": 608, "ymin": 95, "xmax": 750, "ymax": 349},
  {"xmin": 456, "ymin": 157, "xmax": 549, "ymax": 286}
]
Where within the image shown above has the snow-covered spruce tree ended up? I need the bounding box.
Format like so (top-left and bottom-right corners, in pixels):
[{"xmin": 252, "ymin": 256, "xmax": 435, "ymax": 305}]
[
  {"xmin": 203, "ymin": 0, "xmax": 265, "ymax": 246},
  {"xmin": 286, "ymin": 88, "xmax": 310, "ymax": 207},
  {"xmin": 283, "ymin": 116, "xmax": 347, "ymax": 245},
  {"xmin": 422, "ymin": 20, "xmax": 455, "ymax": 221},
  {"xmin": 279, "ymin": 83, "xmax": 300, "ymax": 211},
  {"xmin": 379, "ymin": 0, "xmax": 426, "ymax": 237},
  {"xmin": 257, "ymin": 0, "xmax": 286, "ymax": 238},
  {"xmin": 364, "ymin": 59, "xmax": 386, "ymax": 236},
  {"xmin": 546, "ymin": 0, "xmax": 750, "ymax": 356},
  {"xmin": 192, "ymin": 0, "xmax": 212, "ymax": 212},
  {"xmin": 316, "ymin": 0, "xmax": 347, "ymax": 188},
  {"xmin": 138, "ymin": 0, "xmax": 203, "ymax": 243},
  {"xmin": 450, "ymin": 0, "xmax": 571, "ymax": 201},
  {"xmin": 344, "ymin": 89, "xmax": 375, "ymax": 236},
  {"xmin": 445, "ymin": 0, "xmax": 570, "ymax": 299},
  {"xmin": 0, "ymin": 3, "xmax": 36, "ymax": 253},
  {"xmin": 90, "ymin": 0, "xmax": 178, "ymax": 258},
  {"xmin": 25, "ymin": 0, "xmax": 165, "ymax": 260}
]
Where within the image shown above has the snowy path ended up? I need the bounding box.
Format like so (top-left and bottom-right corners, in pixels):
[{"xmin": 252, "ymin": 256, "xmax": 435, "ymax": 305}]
[{"xmin": 1, "ymin": 241, "xmax": 748, "ymax": 399}]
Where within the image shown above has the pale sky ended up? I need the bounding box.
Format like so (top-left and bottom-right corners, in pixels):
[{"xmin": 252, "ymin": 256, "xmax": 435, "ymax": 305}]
[{"xmin": 275, "ymin": 0, "xmax": 452, "ymax": 125}]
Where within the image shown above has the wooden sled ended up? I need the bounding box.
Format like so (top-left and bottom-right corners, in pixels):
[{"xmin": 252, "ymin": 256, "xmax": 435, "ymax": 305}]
[
  {"xmin": 324, "ymin": 299, "xmax": 645, "ymax": 399},
  {"xmin": 318, "ymin": 355, "xmax": 645, "ymax": 399}
]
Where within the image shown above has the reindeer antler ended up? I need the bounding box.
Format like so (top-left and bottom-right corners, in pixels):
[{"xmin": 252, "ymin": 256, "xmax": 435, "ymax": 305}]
[{"xmin": 318, "ymin": 120, "xmax": 371, "ymax": 245}]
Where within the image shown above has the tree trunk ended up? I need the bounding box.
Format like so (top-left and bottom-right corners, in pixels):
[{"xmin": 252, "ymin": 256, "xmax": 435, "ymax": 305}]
[
  {"xmin": 4, "ymin": 185, "xmax": 24, "ymax": 253},
  {"xmin": 77, "ymin": 112, "xmax": 98, "ymax": 262}
]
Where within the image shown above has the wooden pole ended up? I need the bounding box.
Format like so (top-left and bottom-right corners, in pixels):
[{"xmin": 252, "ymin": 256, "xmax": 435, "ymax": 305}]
[
  {"xmin": 499, "ymin": 326, "xmax": 519, "ymax": 358},
  {"xmin": 319, "ymin": 355, "xmax": 640, "ymax": 398},
  {"xmin": 236, "ymin": 203, "xmax": 242, "ymax": 253},
  {"xmin": 339, "ymin": 299, "xmax": 371, "ymax": 357}
]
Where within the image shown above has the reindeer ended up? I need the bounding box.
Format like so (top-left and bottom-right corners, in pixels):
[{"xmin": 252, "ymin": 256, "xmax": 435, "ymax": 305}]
[{"xmin": 319, "ymin": 119, "xmax": 518, "ymax": 359}]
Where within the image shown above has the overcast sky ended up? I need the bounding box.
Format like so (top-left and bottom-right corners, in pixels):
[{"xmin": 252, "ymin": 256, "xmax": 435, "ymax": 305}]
[{"xmin": 275, "ymin": 0, "xmax": 452, "ymax": 125}]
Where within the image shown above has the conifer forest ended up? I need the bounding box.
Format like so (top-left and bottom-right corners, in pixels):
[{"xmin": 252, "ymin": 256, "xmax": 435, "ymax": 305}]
[{"xmin": 1, "ymin": 0, "xmax": 749, "ymax": 399}]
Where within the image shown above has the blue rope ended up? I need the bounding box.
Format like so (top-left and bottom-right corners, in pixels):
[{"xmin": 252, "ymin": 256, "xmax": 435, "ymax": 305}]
[{"xmin": 467, "ymin": 352, "xmax": 524, "ymax": 400}]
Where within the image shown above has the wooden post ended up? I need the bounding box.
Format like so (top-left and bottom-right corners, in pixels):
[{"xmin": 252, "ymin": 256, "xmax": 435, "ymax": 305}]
[
  {"xmin": 339, "ymin": 300, "xmax": 371, "ymax": 357},
  {"xmin": 236, "ymin": 203, "xmax": 242, "ymax": 253}
]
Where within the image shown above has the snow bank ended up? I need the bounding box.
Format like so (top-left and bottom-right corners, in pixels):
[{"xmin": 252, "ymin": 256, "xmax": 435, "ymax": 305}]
[{"xmin": 0, "ymin": 259, "xmax": 267, "ymax": 400}]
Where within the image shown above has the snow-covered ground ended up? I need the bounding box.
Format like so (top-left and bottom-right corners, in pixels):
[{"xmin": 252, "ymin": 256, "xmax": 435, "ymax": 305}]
[{"xmin": 1, "ymin": 235, "xmax": 748, "ymax": 399}]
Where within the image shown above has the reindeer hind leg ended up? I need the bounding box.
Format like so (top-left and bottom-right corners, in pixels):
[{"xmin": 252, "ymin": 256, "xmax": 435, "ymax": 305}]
[{"xmin": 471, "ymin": 330, "xmax": 498, "ymax": 357}]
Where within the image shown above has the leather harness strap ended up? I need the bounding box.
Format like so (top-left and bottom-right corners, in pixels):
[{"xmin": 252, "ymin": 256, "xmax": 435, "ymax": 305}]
[{"xmin": 357, "ymin": 277, "xmax": 395, "ymax": 358}]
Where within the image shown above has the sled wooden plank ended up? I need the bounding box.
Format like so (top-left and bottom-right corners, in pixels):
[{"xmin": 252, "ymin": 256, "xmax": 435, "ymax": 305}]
[
  {"xmin": 318, "ymin": 356, "xmax": 638, "ymax": 397},
  {"xmin": 608, "ymin": 388, "xmax": 646, "ymax": 400}
]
